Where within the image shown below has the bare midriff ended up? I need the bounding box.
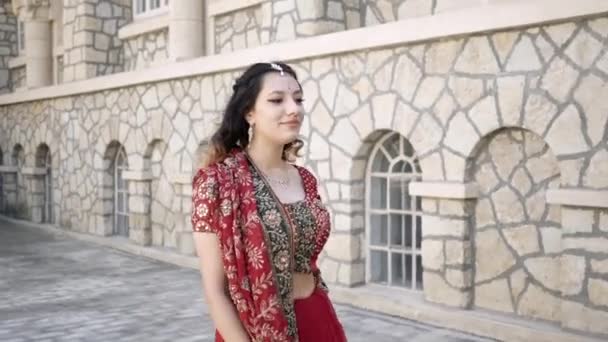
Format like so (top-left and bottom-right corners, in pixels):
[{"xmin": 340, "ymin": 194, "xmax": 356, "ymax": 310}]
[{"xmin": 293, "ymin": 272, "xmax": 316, "ymax": 300}]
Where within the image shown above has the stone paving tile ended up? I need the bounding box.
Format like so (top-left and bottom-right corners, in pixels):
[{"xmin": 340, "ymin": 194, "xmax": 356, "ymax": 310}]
[{"xmin": 0, "ymin": 221, "xmax": 495, "ymax": 342}]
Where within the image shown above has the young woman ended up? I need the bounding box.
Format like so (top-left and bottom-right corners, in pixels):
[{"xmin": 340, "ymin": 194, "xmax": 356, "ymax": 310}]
[{"xmin": 191, "ymin": 62, "xmax": 347, "ymax": 342}]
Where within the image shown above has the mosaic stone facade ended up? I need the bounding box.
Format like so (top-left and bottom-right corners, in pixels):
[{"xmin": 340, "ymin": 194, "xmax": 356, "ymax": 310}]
[
  {"xmin": 0, "ymin": 4, "xmax": 17, "ymax": 93},
  {"xmin": 0, "ymin": 3, "xmax": 607, "ymax": 339},
  {"xmin": 362, "ymin": 0, "xmax": 481, "ymax": 25},
  {"xmin": 213, "ymin": 0, "xmax": 361, "ymax": 54},
  {"xmin": 123, "ymin": 29, "xmax": 169, "ymax": 71},
  {"xmin": 472, "ymin": 129, "xmax": 562, "ymax": 321},
  {"xmin": 62, "ymin": 0, "xmax": 131, "ymax": 82},
  {"xmin": 215, "ymin": 5, "xmax": 263, "ymax": 54}
]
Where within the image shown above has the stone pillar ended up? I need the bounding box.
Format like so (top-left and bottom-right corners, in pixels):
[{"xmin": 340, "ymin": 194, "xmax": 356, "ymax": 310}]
[
  {"xmin": 13, "ymin": 0, "xmax": 52, "ymax": 88},
  {"xmin": 24, "ymin": 18, "xmax": 52, "ymax": 88},
  {"xmin": 0, "ymin": 3, "xmax": 18, "ymax": 93},
  {"xmin": 22, "ymin": 167, "xmax": 46, "ymax": 223},
  {"xmin": 169, "ymin": 0, "xmax": 204, "ymax": 61},
  {"xmin": 123, "ymin": 170, "xmax": 152, "ymax": 246},
  {"xmin": 172, "ymin": 172, "xmax": 196, "ymax": 255},
  {"xmin": 410, "ymin": 182, "xmax": 478, "ymax": 308}
]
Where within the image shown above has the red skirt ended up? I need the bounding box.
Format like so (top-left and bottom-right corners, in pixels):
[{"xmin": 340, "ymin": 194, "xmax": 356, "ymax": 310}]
[{"xmin": 215, "ymin": 288, "xmax": 347, "ymax": 341}]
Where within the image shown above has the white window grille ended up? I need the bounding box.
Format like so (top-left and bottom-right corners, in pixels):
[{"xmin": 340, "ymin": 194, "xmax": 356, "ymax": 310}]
[
  {"xmin": 113, "ymin": 147, "xmax": 129, "ymax": 237},
  {"xmin": 133, "ymin": 0, "xmax": 169, "ymax": 18},
  {"xmin": 366, "ymin": 132, "xmax": 423, "ymax": 290}
]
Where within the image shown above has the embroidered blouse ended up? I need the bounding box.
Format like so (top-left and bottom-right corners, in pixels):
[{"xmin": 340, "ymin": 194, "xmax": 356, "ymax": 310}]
[{"xmin": 191, "ymin": 150, "xmax": 331, "ymax": 341}]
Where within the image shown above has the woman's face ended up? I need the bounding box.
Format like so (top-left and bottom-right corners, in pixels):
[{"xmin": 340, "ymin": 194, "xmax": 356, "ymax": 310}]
[{"xmin": 247, "ymin": 72, "xmax": 304, "ymax": 146}]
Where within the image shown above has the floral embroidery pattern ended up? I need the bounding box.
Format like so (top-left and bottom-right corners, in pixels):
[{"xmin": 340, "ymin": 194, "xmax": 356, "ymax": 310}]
[{"xmin": 191, "ymin": 150, "xmax": 331, "ymax": 341}]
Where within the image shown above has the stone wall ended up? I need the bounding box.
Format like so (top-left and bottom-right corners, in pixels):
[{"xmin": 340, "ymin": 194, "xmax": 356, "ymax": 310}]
[
  {"xmin": 0, "ymin": 3, "xmax": 17, "ymax": 93},
  {"xmin": 0, "ymin": 15, "xmax": 607, "ymax": 338},
  {"xmin": 472, "ymin": 129, "xmax": 561, "ymax": 321},
  {"xmin": 215, "ymin": 5, "xmax": 263, "ymax": 54},
  {"xmin": 10, "ymin": 65, "xmax": 24, "ymax": 90},
  {"xmin": 362, "ymin": 0, "xmax": 481, "ymax": 26},
  {"xmin": 62, "ymin": 0, "xmax": 131, "ymax": 82},
  {"xmin": 212, "ymin": 0, "xmax": 361, "ymax": 54},
  {"xmin": 123, "ymin": 29, "xmax": 169, "ymax": 71}
]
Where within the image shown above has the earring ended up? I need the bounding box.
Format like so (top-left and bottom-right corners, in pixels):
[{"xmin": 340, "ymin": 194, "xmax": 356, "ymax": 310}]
[{"xmin": 248, "ymin": 123, "xmax": 254, "ymax": 142}]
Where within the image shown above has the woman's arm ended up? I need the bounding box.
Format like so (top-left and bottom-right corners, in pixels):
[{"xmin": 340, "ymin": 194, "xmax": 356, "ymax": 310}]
[{"xmin": 194, "ymin": 232, "xmax": 250, "ymax": 342}]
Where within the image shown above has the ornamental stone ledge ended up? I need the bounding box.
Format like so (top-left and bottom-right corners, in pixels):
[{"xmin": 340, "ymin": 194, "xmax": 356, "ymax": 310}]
[
  {"xmin": 409, "ymin": 182, "xmax": 479, "ymax": 199},
  {"xmin": 207, "ymin": 0, "xmax": 265, "ymax": 17},
  {"xmin": 0, "ymin": 166, "xmax": 19, "ymax": 173},
  {"xmin": 118, "ymin": 14, "xmax": 170, "ymax": 40},
  {"xmin": 546, "ymin": 188, "xmax": 608, "ymax": 209},
  {"xmin": 122, "ymin": 170, "xmax": 154, "ymax": 181},
  {"xmin": 21, "ymin": 167, "xmax": 47, "ymax": 176}
]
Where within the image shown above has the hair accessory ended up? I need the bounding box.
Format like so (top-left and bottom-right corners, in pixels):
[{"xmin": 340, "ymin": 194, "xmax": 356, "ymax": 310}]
[{"xmin": 269, "ymin": 63, "xmax": 285, "ymax": 76}]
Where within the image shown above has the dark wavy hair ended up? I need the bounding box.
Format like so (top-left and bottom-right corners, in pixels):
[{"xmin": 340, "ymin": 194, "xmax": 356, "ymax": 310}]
[{"xmin": 202, "ymin": 62, "xmax": 304, "ymax": 167}]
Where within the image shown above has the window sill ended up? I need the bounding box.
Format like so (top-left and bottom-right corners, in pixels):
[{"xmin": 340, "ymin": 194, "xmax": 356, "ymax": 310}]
[
  {"xmin": 8, "ymin": 56, "xmax": 26, "ymax": 69},
  {"xmin": 118, "ymin": 13, "xmax": 169, "ymax": 40},
  {"xmin": 208, "ymin": 0, "xmax": 265, "ymax": 16}
]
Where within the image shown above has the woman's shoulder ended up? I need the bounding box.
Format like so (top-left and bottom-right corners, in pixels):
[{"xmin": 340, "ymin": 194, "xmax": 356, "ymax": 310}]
[
  {"xmin": 193, "ymin": 154, "xmax": 242, "ymax": 184},
  {"xmin": 293, "ymin": 164, "xmax": 319, "ymax": 185}
]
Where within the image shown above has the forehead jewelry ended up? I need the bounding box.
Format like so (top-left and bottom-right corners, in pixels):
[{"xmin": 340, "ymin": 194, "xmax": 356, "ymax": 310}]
[{"xmin": 269, "ymin": 63, "xmax": 285, "ymax": 76}]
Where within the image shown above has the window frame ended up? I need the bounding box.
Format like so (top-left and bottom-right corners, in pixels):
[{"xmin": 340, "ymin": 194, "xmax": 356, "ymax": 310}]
[
  {"xmin": 365, "ymin": 132, "xmax": 423, "ymax": 290},
  {"xmin": 132, "ymin": 0, "xmax": 169, "ymax": 19},
  {"xmin": 113, "ymin": 147, "xmax": 129, "ymax": 237},
  {"xmin": 17, "ymin": 21, "xmax": 25, "ymax": 53}
]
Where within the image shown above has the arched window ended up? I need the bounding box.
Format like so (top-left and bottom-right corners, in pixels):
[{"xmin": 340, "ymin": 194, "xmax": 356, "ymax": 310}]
[
  {"xmin": 113, "ymin": 147, "xmax": 129, "ymax": 237},
  {"xmin": 45, "ymin": 151, "xmax": 52, "ymax": 222},
  {"xmin": 12, "ymin": 145, "xmax": 24, "ymax": 207},
  {"xmin": 36, "ymin": 144, "xmax": 53, "ymax": 223},
  {"xmin": 366, "ymin": 132, "xmax": 423, "ymax": 289}
]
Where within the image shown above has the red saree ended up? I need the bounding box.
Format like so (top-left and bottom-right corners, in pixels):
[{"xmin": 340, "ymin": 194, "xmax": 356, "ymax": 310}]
[{"xmin": 192, "ymin": 149, "xmax": 345, "ymax": 341}]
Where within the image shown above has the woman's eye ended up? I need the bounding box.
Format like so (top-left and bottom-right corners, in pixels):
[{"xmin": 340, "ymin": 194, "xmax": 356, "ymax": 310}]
[
  {"xmin": 296, "ymin": 98, "xmax": 305, "ymax": 104},
  {"xmin": 269, "ymin": 99, "xmax": 283, "ymax": 103}
]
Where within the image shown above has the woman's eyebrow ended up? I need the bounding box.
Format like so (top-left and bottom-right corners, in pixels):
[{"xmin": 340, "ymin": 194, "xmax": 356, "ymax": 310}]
[{"xmin": 267, "ymin": 89, "xmax": 303, "ymax": 95}]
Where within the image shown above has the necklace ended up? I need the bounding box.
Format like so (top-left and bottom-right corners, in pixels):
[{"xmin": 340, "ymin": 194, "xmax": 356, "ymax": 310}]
[
  {"xmin": 245, "ymin": 150, "xmax": 291, "ymax": 188},
  {"xmin": 262, "ymin": 170, "xmax": 290, "ymax": 188}
]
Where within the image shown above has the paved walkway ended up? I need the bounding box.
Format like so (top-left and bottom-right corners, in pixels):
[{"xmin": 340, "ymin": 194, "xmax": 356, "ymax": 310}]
[{"xmin": 0, "ymin": 220, "xmax": 495, "ymax": 342}]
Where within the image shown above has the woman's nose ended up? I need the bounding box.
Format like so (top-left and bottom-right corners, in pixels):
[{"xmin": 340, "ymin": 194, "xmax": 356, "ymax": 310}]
[{"xmin": 286, "ymin": 98, "xmax": 301, "ymax": 115}]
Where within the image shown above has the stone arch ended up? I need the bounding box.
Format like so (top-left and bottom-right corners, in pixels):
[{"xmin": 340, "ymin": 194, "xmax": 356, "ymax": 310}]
[
  {"xmin": 102, "ymin": 141, "xmax": 130, "ymax": 237},
  {"xmin": 144, "ymin": 139, "xmax": 178, "ymax": 248},
  {"xmin": 324, "ymin": 128, "xmax": 425, "ymax": 287},
  {"xmin": 469, "ymin": 127, "xmax": 562, "ymax": 323},
  {"xmin": 364, "ymin": 130, "xmax": 423, "ymax": 289}
]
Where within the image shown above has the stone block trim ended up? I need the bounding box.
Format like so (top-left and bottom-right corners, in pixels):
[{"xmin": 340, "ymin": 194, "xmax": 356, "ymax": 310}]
[
  {"xmin": 62, "ymin": 0, "xmax": 131, "ymax": 82},
  {"xmin": 0, "ymin": 3, "xmax": 17, "ymax": 94}
]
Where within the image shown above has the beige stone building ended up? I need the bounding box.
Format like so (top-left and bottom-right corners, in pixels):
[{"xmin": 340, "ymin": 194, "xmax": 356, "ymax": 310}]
[{"xmin": 0, "ymin": 0, "xmax": 607, "ymax": 340}]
